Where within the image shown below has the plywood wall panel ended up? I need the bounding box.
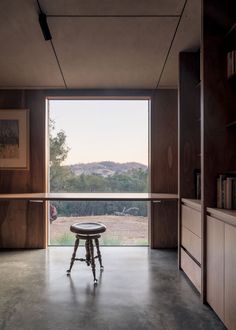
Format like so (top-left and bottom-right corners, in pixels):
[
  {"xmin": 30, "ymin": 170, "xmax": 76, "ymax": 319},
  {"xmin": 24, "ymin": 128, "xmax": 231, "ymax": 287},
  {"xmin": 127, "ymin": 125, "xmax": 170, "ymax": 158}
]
[
  {"xmin": 0, "ymin": 90, "xmax": 46, "ymax": 248},
  {"xmin": 0, "ymin": 88, "xmax": 176, "ymax": 249},
  {"xmin": 150, "ymin": 89, "xmax": 178, "ymax": 248},
  {"xmin": 26, "ymin": 91, "xmax": 46, "ymax": 192},
  {"xmin": 151, "ymin": 89, "xmax": 178, "ymax": 193}
]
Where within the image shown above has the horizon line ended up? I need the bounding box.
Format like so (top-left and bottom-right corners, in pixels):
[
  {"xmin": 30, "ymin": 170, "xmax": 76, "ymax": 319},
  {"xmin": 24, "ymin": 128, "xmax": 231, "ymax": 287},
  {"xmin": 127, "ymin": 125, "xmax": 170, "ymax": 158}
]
[{"xmin": 62, "ymin": 160, "xmax": 148, "ymax": 166}]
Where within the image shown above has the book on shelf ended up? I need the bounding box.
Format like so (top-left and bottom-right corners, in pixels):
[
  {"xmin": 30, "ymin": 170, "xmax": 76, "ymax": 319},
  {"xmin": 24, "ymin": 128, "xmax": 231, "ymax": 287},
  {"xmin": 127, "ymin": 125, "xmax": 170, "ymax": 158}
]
[
  {"xmin": 227, "ymin": 50, "xmax": 236, "ymax": 78},
  {"xmin": 217, "ymin": 173, "xmax": 236, "ymax": 209},
  {"xmin": 194, "ymin": 169, "xmax": 201, "ymax": 200}
]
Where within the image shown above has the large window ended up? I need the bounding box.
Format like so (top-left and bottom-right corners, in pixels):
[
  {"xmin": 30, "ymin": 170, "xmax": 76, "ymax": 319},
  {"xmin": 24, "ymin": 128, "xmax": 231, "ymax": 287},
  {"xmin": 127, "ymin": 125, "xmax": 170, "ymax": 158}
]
[{"xmin": 48, "ymin": 99, "xmax": 149, "ymax": 246}]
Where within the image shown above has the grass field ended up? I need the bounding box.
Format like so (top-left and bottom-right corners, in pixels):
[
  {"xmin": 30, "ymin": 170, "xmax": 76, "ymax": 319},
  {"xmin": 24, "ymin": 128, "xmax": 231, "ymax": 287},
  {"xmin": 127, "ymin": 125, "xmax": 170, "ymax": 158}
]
[{"xmin": 50, "ymin": 215, "xmax": 148, "ymax": 246}]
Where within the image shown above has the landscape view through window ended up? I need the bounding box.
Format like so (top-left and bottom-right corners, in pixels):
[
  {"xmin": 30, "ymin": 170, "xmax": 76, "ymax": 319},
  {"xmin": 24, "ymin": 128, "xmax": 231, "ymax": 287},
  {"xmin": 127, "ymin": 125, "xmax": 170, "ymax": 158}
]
[{"xmin": 48, "ymin": 99, "xmax": 149, "ymax": 246}]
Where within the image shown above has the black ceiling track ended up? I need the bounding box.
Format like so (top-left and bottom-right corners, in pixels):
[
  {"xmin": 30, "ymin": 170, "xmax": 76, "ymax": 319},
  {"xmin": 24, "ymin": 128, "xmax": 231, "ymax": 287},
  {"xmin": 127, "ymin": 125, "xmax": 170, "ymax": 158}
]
[
  {"xmin": 47, "ymin": 14, "xmax": 180, "ymax": 18},
  {"xmin": 36, "ymin": 0, "xmax": 67, "ymax": 88}
]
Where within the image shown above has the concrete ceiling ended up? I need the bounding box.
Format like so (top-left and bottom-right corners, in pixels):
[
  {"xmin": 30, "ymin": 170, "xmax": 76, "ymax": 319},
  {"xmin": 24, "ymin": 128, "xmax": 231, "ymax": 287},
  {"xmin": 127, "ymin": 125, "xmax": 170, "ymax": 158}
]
[
  {"xmin": 0, "ymin": 0, "xmax": 201, "ymax": 89},
  {"xmin": 39, "ymin": 0, "xmax": 184, "ymax": 16},
  {"xmin": 159, "ymin": 0, "xmax": 201, "ymax": 87}
]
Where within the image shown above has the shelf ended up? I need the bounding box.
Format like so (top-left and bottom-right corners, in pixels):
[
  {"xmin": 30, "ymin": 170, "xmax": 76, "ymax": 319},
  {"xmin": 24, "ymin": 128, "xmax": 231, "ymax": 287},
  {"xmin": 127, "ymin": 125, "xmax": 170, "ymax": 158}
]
[
  {"xmin": 182, "ymin": 198, "xmax": 202, "ymax": 212},
  {"xmin": 226, "ymin": 120, "xmax": 236, "ymax": 128},
  {"xmin": 207, "ymin": 207, "xmax": 236, "ymax": 227}
]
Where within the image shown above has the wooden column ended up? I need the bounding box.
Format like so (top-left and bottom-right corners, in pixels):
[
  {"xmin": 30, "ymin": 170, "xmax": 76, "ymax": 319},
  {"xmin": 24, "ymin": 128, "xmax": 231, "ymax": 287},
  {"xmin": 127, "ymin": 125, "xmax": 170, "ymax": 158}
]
[
  {"xmin": 150, "ymin": 89, "xmax": 178, "ymax": 248},
  {"xmin": 178, "ymin": 52, "xmax": 201, "ymax": 273},
  {"xmin": 179, "ymin": 52, "xmax": 200, "ymax": 200}
]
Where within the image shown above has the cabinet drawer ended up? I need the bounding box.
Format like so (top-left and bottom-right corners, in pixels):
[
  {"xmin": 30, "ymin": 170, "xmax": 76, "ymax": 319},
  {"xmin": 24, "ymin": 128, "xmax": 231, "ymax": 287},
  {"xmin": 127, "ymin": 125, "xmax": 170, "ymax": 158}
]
[
  {"xmin": 181, "ymin": 248, "xmax": 201, "ymax": 293},
  {"xmin": 182, "ymin": 204, "xmax": 201, "ymax": 237},
  {"xmin": 182, "ymin": 226, "xmax": 201, "ymax": 263}
]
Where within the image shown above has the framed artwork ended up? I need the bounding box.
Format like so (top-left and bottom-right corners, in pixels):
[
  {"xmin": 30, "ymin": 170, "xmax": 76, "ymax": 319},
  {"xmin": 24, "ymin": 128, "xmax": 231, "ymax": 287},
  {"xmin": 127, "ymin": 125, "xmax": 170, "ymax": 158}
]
[{"xmin": 0, "ymin": 109, "xmax": 29, "ymax": 170}]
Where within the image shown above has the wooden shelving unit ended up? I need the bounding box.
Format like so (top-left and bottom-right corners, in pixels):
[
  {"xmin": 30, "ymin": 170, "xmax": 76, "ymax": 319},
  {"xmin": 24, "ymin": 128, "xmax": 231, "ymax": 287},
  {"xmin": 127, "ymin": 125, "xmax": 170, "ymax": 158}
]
[
  {"xmin": 202, "ymin": 0, "xmax": 236, "ymax": 219},
  {"xmin": 202, "ymin": 3, "xmax": 236, "ymax": 326},
  {"xmin": 178, "ymin": 51, "xmax": 201, "ymax": 292},
  {"xmin": 178, "ymin": 1, "xmax": 236, "ymax": 327},
  {"xmin": 179, "ymin": 1, "xmax": 236, "ymax": 308}
]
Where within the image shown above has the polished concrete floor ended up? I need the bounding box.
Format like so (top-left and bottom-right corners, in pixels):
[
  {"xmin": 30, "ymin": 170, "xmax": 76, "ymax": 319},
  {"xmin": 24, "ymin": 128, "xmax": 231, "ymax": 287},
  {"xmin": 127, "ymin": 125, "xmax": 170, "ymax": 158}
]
[{"xmin": 0, "ymin": 247, "xmax": 225, "ymax": 330}]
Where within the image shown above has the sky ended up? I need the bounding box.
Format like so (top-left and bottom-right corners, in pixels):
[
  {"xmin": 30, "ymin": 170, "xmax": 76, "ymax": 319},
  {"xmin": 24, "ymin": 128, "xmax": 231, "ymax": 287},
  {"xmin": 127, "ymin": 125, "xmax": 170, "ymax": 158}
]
[{"xmin": 49, "ymin": 99, "xmax": 149, "ymax": 165}]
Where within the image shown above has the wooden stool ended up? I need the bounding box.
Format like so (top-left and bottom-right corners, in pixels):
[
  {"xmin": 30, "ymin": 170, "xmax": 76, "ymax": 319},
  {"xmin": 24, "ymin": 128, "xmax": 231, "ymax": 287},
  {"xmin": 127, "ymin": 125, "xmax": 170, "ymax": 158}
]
[{"xmin": 66, "ymin": 222, "xmax": 106, "ymax": 284}]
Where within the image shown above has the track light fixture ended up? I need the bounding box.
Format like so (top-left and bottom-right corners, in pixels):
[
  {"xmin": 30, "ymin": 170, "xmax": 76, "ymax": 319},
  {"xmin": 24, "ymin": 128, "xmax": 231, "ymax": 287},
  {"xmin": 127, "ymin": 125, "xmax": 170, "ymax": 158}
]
[
  {"xmin": 39, "ymin": 12, "xmax": 52, "ymax": 41},
  {"xmin": 37, "ymin": 0, "xmax": 52, "ymax": 41}
]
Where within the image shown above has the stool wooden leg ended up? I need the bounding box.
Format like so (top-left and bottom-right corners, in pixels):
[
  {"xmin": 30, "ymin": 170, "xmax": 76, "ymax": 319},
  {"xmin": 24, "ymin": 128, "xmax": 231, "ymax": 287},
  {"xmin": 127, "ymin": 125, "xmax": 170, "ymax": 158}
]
[
  {"xmin": 85, "ymin": 238, "xmax": 90, "ymax": 266},
  {"xmin": 89, "ymin": 239, "xmax": 97, "ymax": 284},
  {"xmin": 67, "ymin": 236, "xmax": 79, "ymax": 274},
  {"xmin": 95, "ymin": 238, "xmax": 103, "ymax": 269}
]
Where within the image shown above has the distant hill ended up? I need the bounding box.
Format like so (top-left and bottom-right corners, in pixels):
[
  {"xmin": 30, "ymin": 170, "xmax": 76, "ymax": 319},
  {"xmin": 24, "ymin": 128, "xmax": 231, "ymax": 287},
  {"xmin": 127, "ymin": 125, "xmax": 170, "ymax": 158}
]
[{"xmin": 68, "ymin": 161, "xmax": 147, "ymax": 177}]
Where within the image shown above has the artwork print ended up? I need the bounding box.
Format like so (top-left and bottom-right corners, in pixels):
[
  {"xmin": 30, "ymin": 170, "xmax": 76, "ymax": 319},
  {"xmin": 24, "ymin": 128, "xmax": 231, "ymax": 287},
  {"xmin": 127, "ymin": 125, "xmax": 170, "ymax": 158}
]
[
  {"xmin": 0, "ymin": 120, "xmax": 19, "ymax": 158},
  {"xmin": 0, "ymin": 109, "xmax": 29, "ymax": 169}
]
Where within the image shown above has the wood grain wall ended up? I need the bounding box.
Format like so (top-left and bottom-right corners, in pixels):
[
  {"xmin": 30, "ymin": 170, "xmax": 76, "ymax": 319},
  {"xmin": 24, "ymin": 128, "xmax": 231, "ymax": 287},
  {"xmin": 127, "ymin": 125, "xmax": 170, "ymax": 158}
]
[
  {"xmin": 0, "ymin": 89, "xmax": 177, "ymax": 249},
  {"xmin": 0, "ymin": 90, "xmax": 47, "ymax": 248},
  {"xmin": 150, "ymin": 89, "xmax": 178, "ymax": 248}
]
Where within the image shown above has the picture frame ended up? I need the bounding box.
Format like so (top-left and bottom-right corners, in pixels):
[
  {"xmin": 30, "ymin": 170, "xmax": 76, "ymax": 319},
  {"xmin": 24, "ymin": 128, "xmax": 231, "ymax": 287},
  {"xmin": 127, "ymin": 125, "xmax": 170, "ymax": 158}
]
[{"xmin": 0, "ymin": 109, "xmax": 29, "ymax": 170}]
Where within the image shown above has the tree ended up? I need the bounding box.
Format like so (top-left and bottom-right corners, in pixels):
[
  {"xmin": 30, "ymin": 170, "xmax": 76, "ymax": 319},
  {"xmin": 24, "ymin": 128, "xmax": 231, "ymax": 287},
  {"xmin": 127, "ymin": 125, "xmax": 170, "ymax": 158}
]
[
  {"xmin": 49, "ymin": 119, "xmax": 69, "ymax": 166},
  {"xmin": 49, "ymin": 119, "xmax": 73, "ymax": 192}
]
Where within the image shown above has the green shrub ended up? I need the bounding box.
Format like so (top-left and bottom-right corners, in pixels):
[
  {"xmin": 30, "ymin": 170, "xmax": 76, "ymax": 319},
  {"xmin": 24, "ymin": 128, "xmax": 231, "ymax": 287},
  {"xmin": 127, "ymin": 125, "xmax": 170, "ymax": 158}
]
[{"xmin": 51, "ymin": 233, "xmax": 75, "ymax": 245}]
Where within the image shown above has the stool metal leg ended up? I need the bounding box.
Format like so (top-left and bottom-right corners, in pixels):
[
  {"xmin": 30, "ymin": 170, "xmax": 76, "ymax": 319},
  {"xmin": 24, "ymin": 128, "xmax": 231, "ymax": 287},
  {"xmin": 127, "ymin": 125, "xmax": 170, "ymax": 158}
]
[
  {"xmin": 95, "ymin": 238, "xmax": 103, "ymax": 269},
  {"xmin": 85, "ymin": 238, "xmax": 91, "ymax": 266},
  {"xmin": 67, "ymin": 236, "xmax": 79, "ymax": 274},
  {"xmin": 89, "ymin": 239, "xmax": 97, "ymax": 284}
]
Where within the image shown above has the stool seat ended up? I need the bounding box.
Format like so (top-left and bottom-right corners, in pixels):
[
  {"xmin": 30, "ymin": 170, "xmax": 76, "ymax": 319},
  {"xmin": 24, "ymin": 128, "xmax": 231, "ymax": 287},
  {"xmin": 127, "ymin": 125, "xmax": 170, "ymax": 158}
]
[{"xmin": 70, "ymin": 222, "xmax": 106, "ymax": 235}]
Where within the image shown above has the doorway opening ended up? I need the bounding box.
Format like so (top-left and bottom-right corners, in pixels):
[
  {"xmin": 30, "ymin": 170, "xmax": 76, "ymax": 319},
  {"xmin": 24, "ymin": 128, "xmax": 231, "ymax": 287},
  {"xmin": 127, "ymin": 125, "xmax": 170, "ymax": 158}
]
[{"xmin": 47, "ymin": 99, "xmax": 149, "ymax": 246}]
